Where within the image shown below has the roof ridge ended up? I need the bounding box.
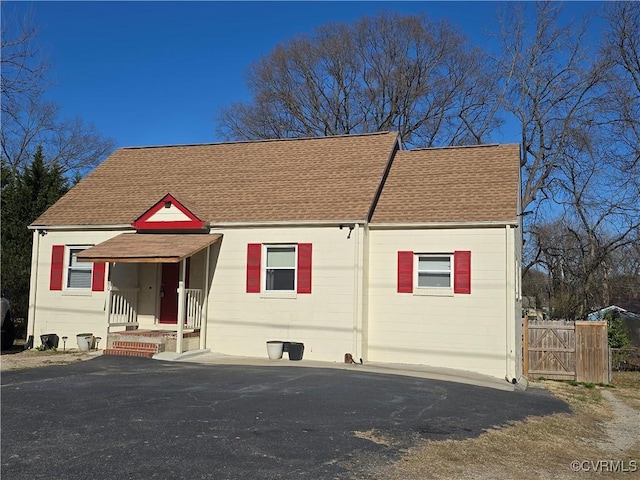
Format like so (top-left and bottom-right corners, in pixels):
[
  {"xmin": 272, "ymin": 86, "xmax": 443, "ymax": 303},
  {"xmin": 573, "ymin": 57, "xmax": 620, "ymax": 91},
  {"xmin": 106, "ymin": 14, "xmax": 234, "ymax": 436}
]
[
  {"xmin": 121, "ymin": 131, "xmax": 396, "ymax": 150},
  {"xmin": 403, "ymin": 143, "xmax": 519, "ymax": 153}
]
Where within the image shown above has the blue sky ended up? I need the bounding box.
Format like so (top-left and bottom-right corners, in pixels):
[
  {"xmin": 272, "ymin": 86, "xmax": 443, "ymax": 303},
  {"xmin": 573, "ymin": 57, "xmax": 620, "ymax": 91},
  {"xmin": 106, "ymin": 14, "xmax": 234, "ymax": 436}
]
[{"xmin": 5, "ymin": 1, "xmax": 603, "ymax": 149}]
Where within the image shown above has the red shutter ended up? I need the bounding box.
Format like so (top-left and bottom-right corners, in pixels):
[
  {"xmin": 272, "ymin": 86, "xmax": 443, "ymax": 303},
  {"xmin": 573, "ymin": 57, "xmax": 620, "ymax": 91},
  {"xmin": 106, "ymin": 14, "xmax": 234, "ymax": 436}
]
[
  {"xmin": 454, "ymin": 251, "xmax": 471, "ymax": 294},
  {"xmin": 50, "ymin": 245, "xmax": 65, "ymax": 291},
  {"xmin": 397, "ymin": 251, "xmax": 413, "ymax": 293},
  {"xmin": 91, "ymin": 262, "xmax": 106, "ymax": 292},
  {"xmin": 246, "ymin": 243, "xmax": 261, "ymax": 293},
  {"xmin": 297, "ymin": 243, "xmax": 312, "ymax": 294}
]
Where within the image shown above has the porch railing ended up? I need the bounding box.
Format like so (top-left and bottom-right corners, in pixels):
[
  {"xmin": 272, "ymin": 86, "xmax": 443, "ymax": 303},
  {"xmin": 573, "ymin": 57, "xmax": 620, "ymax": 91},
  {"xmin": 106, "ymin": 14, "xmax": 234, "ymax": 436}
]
[
  {"xmin": 184, "ymin": 288, "xmax": 203, "ymax": 329},
  {"xmin": 107, "ymin": 287, "xmax": 139, "ymax": 329}
]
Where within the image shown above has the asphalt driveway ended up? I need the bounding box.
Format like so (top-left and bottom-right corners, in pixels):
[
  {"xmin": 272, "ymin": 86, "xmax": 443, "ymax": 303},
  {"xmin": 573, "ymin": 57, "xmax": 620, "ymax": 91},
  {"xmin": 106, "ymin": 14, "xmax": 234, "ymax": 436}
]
[{"xmin": 1, "ymin": 356, "xmax": 570, "ymax": 479}]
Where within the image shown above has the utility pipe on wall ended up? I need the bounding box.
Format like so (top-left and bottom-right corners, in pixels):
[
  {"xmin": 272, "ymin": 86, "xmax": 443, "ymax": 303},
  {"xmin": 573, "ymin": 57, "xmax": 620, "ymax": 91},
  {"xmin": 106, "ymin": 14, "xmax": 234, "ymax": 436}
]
[
  {"xmin": 505, "ymin": 225, "xmax": 517, "ymax": 383},
  {"xmin": 26, "ymin": 230, "xmax": 41, "ymax": 345},
  {"xmin": 352, "ymin": 223, "xmax": 363, "ymax": 360}
]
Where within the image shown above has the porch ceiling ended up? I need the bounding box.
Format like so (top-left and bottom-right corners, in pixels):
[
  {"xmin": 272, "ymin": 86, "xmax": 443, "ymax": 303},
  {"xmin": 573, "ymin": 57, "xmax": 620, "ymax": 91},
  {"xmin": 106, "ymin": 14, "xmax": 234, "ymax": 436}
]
[{"xmin": 77, "ymin": 233, "xmax": 221, "ymax": 263}]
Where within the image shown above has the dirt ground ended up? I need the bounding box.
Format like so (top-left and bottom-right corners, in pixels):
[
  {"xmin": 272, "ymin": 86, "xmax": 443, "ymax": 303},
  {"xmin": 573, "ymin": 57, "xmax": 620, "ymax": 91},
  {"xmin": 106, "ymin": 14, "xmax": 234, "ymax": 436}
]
[
  {"xmin": 0, "ymin": 344, "xmax": 96, "ymax": 371},
  {"xmin": 2, "ymin": 346, "xmax": 638, "ymax": 479},
  {"xmin": 371, "ymin": 373, "xmax": 640, "ymax": 480}
]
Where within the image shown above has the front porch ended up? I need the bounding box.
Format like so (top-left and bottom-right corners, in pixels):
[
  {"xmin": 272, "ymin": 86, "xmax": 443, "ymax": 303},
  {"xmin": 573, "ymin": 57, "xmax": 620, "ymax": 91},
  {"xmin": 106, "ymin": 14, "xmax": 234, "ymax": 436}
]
[
  {"xmin": 104, "ymin": 285, "xmax": 206, "ymax": 357},
  {"xmin": 77, "ymin": 232, "xmax": 222, "ymax": 358}
]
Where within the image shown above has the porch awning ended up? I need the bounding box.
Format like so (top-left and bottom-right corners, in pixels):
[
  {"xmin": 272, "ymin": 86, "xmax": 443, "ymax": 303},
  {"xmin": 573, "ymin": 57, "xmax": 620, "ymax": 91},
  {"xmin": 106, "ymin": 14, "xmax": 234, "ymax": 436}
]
[{"xmin": 77, "ymin": 233, "xmax": 222, "ymax": 263}]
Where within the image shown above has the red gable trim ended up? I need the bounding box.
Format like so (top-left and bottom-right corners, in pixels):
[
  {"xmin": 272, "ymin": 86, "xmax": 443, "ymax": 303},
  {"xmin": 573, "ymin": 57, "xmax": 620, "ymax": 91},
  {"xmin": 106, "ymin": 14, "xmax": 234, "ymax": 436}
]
[{"xmin": 132, "ymin": 193, "xmax": 206, "ymax": 231}]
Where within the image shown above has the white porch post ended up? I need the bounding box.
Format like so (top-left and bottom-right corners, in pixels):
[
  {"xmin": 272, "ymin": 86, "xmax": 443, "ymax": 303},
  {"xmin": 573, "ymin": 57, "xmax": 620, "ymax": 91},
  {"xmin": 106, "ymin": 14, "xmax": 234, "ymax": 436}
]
[
  {"xmin": 176, "ymin": 259, "xmax": 186, "ymax": 354},
  {"xmin": 199, "ymin": 244, "xmax": 210, "ymax": 350},
  {"xmin": 104, "ymin": 274, "xmax": 113, "ymax": 334}
]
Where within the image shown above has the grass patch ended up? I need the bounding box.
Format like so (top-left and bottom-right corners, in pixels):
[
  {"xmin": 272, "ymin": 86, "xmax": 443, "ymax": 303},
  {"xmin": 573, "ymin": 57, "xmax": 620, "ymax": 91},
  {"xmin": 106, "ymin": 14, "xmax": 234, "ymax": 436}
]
[
  {"xmin": 611, "ymin": 371, "xmax": 640, "ymax": 411},
  {"xmin": 375, "ymin": 374, "xmax": 640, "ymax": 480}
]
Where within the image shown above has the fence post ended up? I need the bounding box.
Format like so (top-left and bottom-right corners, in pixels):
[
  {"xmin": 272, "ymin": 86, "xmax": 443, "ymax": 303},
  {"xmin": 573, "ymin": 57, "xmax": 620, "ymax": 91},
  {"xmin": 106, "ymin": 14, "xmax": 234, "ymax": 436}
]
[{"xmin": 608, "ymin": 346, "xmax": 613, "ymax": 383}]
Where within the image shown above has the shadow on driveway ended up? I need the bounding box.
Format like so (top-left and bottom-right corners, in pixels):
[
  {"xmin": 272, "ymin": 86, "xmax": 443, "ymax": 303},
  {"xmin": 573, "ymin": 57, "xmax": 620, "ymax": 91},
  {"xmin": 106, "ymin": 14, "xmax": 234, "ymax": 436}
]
[{"xmin": 1, "ymin": 356, "xmax": 570, "ymax": 479}]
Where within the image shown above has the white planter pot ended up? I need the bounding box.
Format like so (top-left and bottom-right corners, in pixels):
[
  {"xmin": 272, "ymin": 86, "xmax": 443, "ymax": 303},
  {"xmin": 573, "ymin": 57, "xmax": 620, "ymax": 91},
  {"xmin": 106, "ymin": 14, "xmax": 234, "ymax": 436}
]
[
  {"xmin": 266, "ymin": 341, "xmax": 284, "ymax": 360},
  {"xmin": 76, "ymin": 334, "xmax": 94, "ymax": 351}
]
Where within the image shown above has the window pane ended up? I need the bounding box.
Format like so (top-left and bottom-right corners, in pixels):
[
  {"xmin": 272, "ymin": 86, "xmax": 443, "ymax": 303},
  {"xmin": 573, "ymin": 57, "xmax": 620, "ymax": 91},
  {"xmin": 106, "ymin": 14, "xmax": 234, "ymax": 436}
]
[
  {"xmin": 418, "ymin": 256, "xmax": 450, "ymax": 271},
  {"xmin": 68, "ymin": 269, "xmax": 92, "ymax": 288},
  {"xmin": 266, "ymin": 269, "xmax": 295, "ymax": 291},
  {"xmin": 418, "ymin": 272, "xmax": 451, "ymax": 288},
  {"xmin": 266, "ymin": 247, "xmax": 295, "ymax": 268},
  {"xmin": 70, "ymin": 249, "xmax": 92, "ymax": 268}
]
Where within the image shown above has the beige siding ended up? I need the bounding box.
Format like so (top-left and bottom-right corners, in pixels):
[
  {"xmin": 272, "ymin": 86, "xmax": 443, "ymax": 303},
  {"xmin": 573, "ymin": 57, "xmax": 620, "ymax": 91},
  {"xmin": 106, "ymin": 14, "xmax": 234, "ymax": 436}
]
[
  {"xmin": 205, "ymin": 226, "xmax": 360, "ymax": 362},
  {"xmin": 29, "ymin": 223, "xmax": 521, "ymax": 378},
  {"xmin": 367, "ymin": 227, "xmax": 516, "ymax": 379},
  {"xmin": 146, "ymin": 204, "xmax": 191, "ymax": 222},
  {"xmin": 27, "ymin": 230, "xmax": 127, "ymax": 346}
]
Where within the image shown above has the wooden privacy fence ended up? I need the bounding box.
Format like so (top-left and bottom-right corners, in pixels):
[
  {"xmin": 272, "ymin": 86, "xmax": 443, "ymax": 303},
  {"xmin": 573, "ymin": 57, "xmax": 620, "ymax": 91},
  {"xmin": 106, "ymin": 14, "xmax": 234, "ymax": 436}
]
[{"xmin": 524, "ymin": 318, "xmax": 609, "ymax": 384}]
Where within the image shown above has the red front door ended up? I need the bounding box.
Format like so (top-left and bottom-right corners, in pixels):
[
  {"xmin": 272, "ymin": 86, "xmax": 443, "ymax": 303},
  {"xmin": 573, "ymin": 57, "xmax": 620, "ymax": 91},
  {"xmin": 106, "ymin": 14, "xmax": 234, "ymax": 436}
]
[
  {"xmin": 159, "ymin": 260, "xmax": 191, "ymax": 324},
  {"xmin": 159, "ymin": 264, "xmax": 179, "ymax": 324}
]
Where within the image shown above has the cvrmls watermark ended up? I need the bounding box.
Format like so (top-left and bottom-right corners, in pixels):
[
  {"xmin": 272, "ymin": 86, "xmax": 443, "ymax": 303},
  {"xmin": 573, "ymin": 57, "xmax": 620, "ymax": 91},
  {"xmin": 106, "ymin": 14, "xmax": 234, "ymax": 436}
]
[{"xmin": 571, "ymin": 460, "xmax": 637, "ymax": 473}]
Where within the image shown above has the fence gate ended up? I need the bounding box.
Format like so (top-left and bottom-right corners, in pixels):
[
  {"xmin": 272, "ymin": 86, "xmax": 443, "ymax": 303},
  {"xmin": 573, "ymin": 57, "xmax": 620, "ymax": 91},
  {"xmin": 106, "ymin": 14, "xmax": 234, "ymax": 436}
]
[
  {"xmin": 575, "ymin": 321, "xmax": 609, "ymax": 384},
  {"xmin": 524, "ymin": 318, "xmax": 576, "ymax": 380},
  {"xmin": 524, "ymin": 318, "xmax": 609, "ymax": 383}
]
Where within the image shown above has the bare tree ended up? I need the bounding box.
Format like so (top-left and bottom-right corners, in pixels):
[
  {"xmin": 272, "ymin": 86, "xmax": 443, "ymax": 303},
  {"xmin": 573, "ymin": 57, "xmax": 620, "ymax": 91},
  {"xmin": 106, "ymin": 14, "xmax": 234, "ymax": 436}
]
[
  {"xmin": 557, "ymin": 144, "xmax": 639, "ymax": 314},
  {"xmin": 519, "ymin": 3, "xmax": 640, "ymax": 317},
  {"xmin": 496, "ymin": 2, "xmax": 604, "ymax": 211},
  {"xmin": 217, "ymin": 12, "xmax": 502, "ymax": 147},
  {"xmin": 600, "ymin": 2, "xmax": 640, "ymax": 177},
  {"xmin": 1, "ymin": 10, "xmax": 48, "ymax": 106},
  {"xmin": 1, "ymin": 8, "xmax": 115, "ymax": 176}
]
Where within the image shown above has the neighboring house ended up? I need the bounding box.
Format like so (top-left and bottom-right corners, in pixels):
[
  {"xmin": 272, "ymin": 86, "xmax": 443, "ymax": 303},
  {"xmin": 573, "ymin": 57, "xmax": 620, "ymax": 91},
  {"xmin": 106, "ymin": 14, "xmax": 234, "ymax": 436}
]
[
  {"xmin": 27, "ymin": 132, "xmax": 523, "ymax": 382},
  {"xmin": 588, "ymin": 305, "xmax": 640, "ymax": 346}
]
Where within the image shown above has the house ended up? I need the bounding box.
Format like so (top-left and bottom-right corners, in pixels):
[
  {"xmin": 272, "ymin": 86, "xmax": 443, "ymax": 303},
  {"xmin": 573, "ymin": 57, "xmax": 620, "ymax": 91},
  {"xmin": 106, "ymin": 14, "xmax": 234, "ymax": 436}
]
[
  {"xmin": 588, "ymin": 305, "xmax": 640, "ymax": 346},
  {"xmin": 26, "ymin": 132, "xmax": 523, "ymax": 382}
]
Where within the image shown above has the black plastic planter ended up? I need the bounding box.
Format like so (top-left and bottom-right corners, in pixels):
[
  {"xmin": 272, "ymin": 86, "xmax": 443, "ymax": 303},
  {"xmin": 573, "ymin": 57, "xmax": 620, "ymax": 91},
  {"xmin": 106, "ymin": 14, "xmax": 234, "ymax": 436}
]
[
  {"xmin": 40, "ymin": 334, "xmax": 59, "ymax": 350},
  {"xmin": 287, "ymin": 342, "xmax": 304, "ymax": 361}
]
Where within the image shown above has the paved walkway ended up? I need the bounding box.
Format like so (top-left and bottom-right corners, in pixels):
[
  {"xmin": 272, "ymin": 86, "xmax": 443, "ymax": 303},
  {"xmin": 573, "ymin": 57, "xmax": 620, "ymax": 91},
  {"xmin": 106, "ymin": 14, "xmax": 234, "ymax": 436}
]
[{"xmin": 155, "ymin": 349, "xmax": 520, "ymax": 391}]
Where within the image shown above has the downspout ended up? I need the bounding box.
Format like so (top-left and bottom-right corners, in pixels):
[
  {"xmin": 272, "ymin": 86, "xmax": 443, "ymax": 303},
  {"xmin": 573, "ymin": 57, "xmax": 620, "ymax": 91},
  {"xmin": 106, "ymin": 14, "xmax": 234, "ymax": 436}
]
[
  {"xmin": 199, "ymin": 244, "xmax": 210, "ymax": 350},
  {"xmin": 26, "ymin": 230, "xmax": 41, "ymax": 346},
  {"xmin": 505, "ymin": 225, "xmax": 516, "ymax": 383},
  {"xmin": 352, "ymin": 223, "xmax": 362, "ymax": 358}
]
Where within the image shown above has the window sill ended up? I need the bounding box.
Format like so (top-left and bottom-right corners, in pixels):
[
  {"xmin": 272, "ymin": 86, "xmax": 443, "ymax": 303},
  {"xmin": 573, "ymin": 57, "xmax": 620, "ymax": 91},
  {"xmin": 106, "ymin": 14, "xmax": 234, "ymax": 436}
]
[
  {"xmin": 414, "ymin": 288, "xmax": 454, "ymax": 297},
  {"xmin": 260, "ymin": 292, "xmax": 298, "ymax": 300},
  {"xmin": 62, "ymin": 290, "xmax": 93, "ymax": 297}
]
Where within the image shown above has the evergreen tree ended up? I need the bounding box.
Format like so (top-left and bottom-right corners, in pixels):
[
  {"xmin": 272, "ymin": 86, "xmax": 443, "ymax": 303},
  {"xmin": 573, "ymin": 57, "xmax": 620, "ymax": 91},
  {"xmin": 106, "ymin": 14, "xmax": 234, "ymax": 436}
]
[{"xmin": 1, "ymin": 146, "xmax": 68, "ymax": 323}]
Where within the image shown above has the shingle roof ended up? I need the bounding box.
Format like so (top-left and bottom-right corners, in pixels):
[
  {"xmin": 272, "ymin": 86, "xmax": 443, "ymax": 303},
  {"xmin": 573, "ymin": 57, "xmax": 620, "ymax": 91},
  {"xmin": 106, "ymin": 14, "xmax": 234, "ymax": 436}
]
[
  {"xmin": 32, "ymin": 132, "xmax": 399, "ymax": 226},
  {"xmin": 370, "ymin": 144, "xmax": 520, "ymax": 224},
  {"xmin": 33, "ymin": 133, "xmax": 520, "ymax": 227},
  {"xmin": 77, "ymin": 233, "xmax": 222, "ymax": 263}
]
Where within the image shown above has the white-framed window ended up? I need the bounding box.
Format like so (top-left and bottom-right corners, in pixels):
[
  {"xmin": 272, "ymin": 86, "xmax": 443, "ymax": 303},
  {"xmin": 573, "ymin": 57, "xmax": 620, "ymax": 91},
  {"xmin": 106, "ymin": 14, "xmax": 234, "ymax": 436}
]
[
  {"xmin": 264, "ymin": 245, "xmax": 297, "ymax": 292},
  {"xmin": 416, "ymin": 254, "xmax": 452, "ymax": 289},
  {"xmin": 66, "ymin": 246, "xmax": 93, "ymax": 289}
]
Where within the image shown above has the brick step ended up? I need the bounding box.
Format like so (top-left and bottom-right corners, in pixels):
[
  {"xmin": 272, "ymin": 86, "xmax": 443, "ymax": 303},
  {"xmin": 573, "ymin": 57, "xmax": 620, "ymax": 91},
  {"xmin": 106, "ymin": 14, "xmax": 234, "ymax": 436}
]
[
  {"xmin": 103, "ymin": 348, "xmax": 156, "ymax": 359},
  {"xmin": 111, "ymin": 341, "xmax": 165, "ymax": 352}
]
